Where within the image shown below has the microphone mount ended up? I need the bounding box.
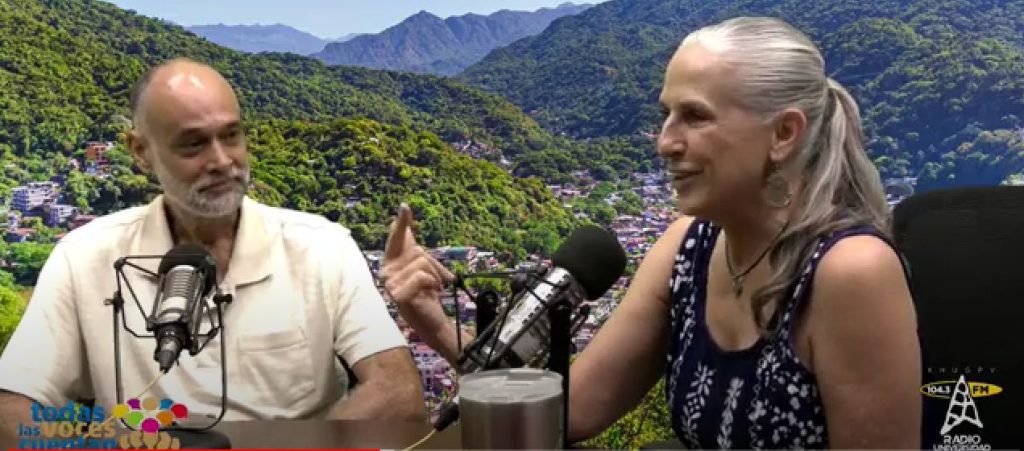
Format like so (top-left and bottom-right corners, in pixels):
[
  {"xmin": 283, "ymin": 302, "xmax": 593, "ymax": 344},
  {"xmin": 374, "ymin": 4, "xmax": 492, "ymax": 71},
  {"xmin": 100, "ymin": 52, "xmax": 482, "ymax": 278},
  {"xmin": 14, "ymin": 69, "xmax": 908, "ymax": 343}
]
[
  {"xmin": 105, "ymin": 255, "xmax": 232, "ymax": 436},
  {"xmin": 448, "ymin": 266, "xmax": 547, "ymax": 356},
  {"xmin": 438, "ymin": 266, "xmax": 583, "ymax": 449}
]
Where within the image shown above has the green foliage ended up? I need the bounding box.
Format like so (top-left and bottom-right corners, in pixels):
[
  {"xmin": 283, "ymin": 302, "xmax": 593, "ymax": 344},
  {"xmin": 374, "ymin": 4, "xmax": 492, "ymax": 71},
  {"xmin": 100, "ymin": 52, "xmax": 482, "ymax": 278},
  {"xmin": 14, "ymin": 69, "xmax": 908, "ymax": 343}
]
[
  {"xmin": 917, "ymin": 128, "xmax": 1024, "ymax": 191},
  {"xmin": 616, "ymin": 190, "xmax": 645, "ymax": 216},
  {"xmin": 563, "ymin": 180, "xmax": 648, "ymax": 228},
  {"xmin": 0, "ymin": 0, "xmax": 618, "ymax": 184},
  {"xmin": 2, "ymin": 242, "xmax": 55, "ymax": 286},
  {"xmin": 579, "ymin": 378, "xmax": 675, "ymax": 450},
  {"xmin": 0, "ymin": 0, "xmax": 606, "ymax": 257},
  {"xmin": 461, "ymin": 0, "xmax": 1024, "ymax": 187},
  {"xmin": 447, "ymin": 261, "xmax": 510, "ymax": 294},
  {"xmin": 244, "ymin": 118, "xmax": 580, "ymax": 256},
  {"xmin": 19, "ymin": 115, "xmax": 583, "ymax": 257},
  {"xmin": 513, "ymin": 134, "xmax": 658, "ymax": 182},
  {"xmin": 0, "ymin": 270, "xmax": 27, "ymax": 355}
]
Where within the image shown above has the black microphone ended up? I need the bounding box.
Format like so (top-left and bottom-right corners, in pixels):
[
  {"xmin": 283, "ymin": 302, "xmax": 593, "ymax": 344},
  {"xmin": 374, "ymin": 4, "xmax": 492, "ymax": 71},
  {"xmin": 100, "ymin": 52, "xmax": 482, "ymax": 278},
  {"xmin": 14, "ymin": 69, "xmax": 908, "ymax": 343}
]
[
  {"xmin": 149, "ymin": 243, "xmax": 217, "ymax": 373},
  {"xmin": 456, "ymin": 225, "xmax": 626, "ymax": 373}
]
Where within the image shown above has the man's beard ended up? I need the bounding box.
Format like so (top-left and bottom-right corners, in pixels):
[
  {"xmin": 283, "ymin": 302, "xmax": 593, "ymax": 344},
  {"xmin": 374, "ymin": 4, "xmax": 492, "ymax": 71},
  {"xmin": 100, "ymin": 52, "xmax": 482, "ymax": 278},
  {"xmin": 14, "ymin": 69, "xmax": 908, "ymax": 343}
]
[{"xmin": 153, "ymin": 162, "xmax": 250, "ymax": 219}]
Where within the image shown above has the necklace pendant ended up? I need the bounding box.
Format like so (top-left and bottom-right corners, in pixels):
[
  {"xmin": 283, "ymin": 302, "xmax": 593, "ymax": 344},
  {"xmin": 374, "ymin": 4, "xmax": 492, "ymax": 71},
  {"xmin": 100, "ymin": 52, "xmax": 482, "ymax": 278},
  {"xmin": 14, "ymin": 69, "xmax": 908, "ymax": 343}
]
[{"xmin": 731, "ymin": 276, "xmax": 744, "ymax": 297}]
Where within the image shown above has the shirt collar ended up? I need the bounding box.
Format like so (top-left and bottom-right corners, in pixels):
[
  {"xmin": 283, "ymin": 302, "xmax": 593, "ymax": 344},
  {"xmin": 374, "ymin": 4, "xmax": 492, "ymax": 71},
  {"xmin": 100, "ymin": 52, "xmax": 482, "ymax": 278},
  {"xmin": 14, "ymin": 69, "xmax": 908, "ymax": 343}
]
[{"xmin": 129, "ymin": 195, "xmax": 275, "ymax": 287}]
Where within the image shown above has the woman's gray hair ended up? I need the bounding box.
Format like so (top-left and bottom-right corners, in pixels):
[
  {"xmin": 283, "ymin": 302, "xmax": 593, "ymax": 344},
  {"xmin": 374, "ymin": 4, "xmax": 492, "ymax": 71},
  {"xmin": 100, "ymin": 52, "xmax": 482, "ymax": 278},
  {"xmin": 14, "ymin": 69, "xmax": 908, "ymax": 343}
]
[{"xmin": 682, "ymin": 17, "xmax": 890, "ymax": 332}]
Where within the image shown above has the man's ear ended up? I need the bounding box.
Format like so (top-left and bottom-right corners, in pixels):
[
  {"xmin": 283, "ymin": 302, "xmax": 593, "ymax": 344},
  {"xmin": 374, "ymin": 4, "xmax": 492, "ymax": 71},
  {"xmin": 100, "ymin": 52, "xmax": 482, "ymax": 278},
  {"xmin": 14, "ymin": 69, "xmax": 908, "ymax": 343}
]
[
  {"xmin": 126, "ymin": 129, "xmax": 152, "ymax": 173},
  {"xmin": 769, "ymin": 108, "xmax": 808, "ymax": 164}
]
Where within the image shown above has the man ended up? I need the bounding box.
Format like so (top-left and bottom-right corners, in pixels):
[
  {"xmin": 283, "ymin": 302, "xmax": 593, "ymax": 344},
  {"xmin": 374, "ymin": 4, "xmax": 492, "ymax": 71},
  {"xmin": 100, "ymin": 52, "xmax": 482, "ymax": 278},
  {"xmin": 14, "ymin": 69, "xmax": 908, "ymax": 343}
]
[{"xmin": 0, "ymin": 58, "xmax": 424, "ymax": 443}]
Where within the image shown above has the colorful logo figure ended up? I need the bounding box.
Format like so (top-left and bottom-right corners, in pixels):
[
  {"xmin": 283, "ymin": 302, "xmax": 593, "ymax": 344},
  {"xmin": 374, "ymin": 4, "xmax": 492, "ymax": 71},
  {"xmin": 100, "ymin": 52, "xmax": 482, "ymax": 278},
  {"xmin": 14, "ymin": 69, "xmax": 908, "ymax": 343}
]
[{"xmin": 111, "ymin": 398, "xmax": 188, "ymax": 434}]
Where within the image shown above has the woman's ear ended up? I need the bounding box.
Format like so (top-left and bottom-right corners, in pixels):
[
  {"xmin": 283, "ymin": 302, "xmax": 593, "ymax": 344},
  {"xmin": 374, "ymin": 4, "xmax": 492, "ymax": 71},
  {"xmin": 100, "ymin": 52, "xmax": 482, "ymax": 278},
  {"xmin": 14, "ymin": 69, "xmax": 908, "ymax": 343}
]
[{"xmin": 769, "ymin": 108, "xmax": 807, "ymax": 164}]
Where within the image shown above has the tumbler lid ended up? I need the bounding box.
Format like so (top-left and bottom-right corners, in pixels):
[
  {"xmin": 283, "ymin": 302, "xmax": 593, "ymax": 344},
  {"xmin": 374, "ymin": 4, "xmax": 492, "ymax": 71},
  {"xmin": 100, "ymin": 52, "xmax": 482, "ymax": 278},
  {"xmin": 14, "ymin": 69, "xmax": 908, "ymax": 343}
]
[{"xmin": 459, "ymin": 368, "xmax": 563, "ymax": 404}]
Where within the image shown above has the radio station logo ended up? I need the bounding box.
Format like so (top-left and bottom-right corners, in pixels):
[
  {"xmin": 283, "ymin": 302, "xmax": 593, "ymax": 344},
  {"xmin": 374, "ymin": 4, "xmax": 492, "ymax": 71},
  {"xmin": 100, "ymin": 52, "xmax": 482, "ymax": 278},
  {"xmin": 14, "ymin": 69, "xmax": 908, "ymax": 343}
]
[
  {"xmin": 113, "ymin": 397, "xmax": 189, "ymax": 449},
  {"xmin": 921, "ymin": 374, "xmax": 1003, "ymax": 451},
  {"xmin": 16, "ymin": 397, "xmax": 189, "ymax": 449}
]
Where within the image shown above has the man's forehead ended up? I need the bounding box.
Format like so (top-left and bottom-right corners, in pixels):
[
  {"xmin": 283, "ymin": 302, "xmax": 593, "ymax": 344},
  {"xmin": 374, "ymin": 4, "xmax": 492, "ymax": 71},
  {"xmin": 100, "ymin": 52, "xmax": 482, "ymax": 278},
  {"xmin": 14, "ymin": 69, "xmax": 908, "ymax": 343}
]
[
  {"xmin": 139, "ymin": 65, "xmax": 240, "ymax": 135},
  {"xmin": 148, "ymin": 64, "xmax": 233, "ymax": 102},
  {"xmin": 166, "ymin": 71, "xmax": 211, "ymax": 92}
]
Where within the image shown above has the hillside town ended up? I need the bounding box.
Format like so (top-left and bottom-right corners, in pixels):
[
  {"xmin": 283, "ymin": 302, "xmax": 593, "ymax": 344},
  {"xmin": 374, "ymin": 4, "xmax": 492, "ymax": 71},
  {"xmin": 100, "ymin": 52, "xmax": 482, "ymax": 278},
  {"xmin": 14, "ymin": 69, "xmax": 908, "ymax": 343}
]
[
  {"xmin": 366, "ymin": 170, "xmax": 680, "ymax": 409},
  {"xmin": 1, "ymin": 141, "xmax": 113, "ymax": 243}
]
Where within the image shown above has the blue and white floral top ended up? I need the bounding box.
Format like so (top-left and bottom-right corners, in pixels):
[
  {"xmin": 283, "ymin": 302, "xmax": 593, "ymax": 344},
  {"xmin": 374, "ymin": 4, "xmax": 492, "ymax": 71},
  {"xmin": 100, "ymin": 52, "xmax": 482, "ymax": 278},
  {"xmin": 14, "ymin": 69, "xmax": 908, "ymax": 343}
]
[{"xmin": 665, "ymin": 219, "xmax": 892, "ymax": 449}]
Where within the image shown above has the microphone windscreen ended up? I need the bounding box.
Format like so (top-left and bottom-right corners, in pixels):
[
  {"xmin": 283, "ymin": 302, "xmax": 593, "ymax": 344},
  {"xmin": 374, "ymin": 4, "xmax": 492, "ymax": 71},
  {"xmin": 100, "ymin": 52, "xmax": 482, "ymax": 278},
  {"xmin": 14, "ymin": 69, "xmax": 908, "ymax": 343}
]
[
  {"xmin": 157, "ymin": 244, "xmax": 216, "ymax": 295},
  {"xmin": 552, "ymin": 225, "xmax": 627, "ymax": 300},
  {"xmin": 158, "ymin": 243, "xmax": 212, "ymax": 274}
]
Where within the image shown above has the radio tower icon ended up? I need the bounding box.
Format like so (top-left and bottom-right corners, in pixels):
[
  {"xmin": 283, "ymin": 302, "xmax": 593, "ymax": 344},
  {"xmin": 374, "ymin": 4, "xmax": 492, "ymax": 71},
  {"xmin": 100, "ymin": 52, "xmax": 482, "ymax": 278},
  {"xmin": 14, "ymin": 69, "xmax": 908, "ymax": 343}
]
[{"xmin": 940, "ymin": 375, "xmax": 984, "ymax": 435}]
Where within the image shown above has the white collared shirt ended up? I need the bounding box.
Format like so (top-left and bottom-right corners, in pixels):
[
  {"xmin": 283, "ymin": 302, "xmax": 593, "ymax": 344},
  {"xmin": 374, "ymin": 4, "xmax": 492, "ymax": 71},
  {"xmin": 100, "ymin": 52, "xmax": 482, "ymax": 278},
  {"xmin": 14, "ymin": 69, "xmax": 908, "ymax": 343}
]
[{"xmin": 0, "ymin": 195, "xmax": 409, "ymax": 422}]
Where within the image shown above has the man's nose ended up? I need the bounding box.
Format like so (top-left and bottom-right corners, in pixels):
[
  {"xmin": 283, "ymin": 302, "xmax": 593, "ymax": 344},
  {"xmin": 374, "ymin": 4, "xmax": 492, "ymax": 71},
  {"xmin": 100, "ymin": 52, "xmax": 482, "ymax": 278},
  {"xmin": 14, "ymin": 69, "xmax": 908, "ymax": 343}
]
[{"xmin": 206, "ymin": 139, "xmax": 233, "ymax": 170}]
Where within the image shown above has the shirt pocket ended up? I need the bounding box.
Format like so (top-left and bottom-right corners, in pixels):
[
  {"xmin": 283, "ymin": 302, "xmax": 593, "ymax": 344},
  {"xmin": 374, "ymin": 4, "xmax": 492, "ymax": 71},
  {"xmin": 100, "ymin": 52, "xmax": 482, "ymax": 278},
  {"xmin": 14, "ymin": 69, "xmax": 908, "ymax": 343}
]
[{"xmin": 237, "ymin": 328, "xmax": 316, "ymax": 414}]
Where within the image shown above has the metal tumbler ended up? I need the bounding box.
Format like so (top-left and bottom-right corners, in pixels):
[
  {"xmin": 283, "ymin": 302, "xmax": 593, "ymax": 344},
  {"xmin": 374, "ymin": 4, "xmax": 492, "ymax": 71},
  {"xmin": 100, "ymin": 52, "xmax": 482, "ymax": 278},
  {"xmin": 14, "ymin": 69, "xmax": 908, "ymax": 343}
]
[{"xmin": 459, "ymin": 368, "xmax": 564, "ymax": 449}]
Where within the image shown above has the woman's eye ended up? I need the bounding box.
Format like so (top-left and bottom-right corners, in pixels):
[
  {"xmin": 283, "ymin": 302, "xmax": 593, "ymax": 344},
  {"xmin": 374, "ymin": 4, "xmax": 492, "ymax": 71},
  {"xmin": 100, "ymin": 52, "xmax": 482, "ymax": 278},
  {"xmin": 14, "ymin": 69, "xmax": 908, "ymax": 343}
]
[{"xmin": 683, "ymin": 110, "xmax": 707, "ymax": 122}]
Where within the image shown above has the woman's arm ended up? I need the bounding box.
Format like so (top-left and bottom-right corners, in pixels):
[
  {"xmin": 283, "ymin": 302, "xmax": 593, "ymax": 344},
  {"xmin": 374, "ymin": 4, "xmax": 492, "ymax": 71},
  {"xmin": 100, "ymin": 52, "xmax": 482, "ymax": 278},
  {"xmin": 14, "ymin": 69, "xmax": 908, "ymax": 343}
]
[
  {"xmin": 567, "ymin": 216, "xmax": 693, "ymax": 442},
  {"xmin": 808, "ymin": 235, "xmax": 922, "ymax": 449}
]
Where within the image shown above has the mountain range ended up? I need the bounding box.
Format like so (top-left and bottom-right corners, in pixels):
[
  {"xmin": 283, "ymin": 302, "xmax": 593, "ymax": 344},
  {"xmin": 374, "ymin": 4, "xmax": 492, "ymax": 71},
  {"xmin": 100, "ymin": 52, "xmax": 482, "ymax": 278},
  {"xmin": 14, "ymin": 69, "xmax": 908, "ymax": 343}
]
[
  {"xmin": 312, "ymin": 3, "xmax": 592, "ymax": 75},
  {"xmin": 460, "ymin": 0, "xmax": 1024, "ymax": 189},
  {"xmin": 186, "ymin": 24, "xmax": 358, "ymax": 55}
]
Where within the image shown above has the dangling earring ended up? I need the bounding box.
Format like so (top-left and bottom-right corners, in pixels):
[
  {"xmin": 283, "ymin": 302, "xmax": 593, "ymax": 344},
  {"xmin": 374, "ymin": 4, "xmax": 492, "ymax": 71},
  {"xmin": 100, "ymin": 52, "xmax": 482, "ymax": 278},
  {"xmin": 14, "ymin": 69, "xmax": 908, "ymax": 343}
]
[{"xmin": 763, "ymin": 163, "xmax": 792, "ymax": 208}]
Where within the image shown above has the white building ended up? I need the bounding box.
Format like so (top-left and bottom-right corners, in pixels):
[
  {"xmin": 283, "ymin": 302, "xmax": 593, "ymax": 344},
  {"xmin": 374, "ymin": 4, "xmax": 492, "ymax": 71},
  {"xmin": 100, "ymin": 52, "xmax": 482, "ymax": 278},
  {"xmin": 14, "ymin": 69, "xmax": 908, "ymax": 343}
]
[
  {"xmin": 12, "ymin": 182, "xmax": 58, "ymax": 213},
  {"xmin": 48, "ymin": 204, "xmax": 78, "ymax": 227}
]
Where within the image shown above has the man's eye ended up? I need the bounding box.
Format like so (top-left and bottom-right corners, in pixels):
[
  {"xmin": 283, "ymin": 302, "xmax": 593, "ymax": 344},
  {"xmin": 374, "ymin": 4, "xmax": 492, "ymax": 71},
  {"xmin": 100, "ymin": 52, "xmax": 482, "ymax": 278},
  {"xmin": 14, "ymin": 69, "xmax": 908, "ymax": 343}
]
[{"xmin": 179, "ymin": 140, "xmax": 204, "ymax": 152}]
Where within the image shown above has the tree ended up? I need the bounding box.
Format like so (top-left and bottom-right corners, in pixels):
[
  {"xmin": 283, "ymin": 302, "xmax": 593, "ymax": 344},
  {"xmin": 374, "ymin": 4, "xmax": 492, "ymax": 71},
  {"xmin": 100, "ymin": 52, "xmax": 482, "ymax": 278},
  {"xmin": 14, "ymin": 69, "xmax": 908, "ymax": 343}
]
[
  {"xmin": 20, "ymin": 216, "xmax": 44, "ymax": 230},
  {"xmin": 6, "ymin": 243, "xmax": 55, "ymax": 286},
  {"xmin": 579, "ymin": 378, "xmax": 675, "ymax": 449},
  {"xmin": 593, "ymin": 164, "xmax": 619, "ymax": 182},
  {"xmin": 616, "ymin": 190, "xmax": 645, "ymax": 216},
  {"xmin": 917, "ymin": 129, "xmax": 1024, "ymax": 191},
  {"xmin": 0, "ymin": 271, "xmax": 26, "ymax": 355},
  {"xmin": 521, "ymin": 222, "xmax": 562, "ymax": 256},
  {"xmin": 591, "ymin": 204, "xmax": 617, "ymax": 226}
]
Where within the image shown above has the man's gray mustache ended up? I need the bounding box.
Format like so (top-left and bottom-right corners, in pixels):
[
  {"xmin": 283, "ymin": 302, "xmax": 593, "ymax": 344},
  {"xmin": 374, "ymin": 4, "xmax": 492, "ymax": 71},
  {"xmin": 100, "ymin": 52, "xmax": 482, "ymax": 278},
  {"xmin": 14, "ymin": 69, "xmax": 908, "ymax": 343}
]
[{"xmin": 196, "ymin": 176, "xmax": 247, "ymax": 191}]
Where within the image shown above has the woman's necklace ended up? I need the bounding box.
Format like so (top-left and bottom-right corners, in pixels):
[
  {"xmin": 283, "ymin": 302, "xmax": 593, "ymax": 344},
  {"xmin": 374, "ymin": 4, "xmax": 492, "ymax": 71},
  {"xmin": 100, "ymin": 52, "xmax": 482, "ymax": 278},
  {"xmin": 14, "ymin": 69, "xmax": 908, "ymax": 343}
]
[{"xmin": 724, "ymin": 222, "xmax": 789, "ymax": 297}]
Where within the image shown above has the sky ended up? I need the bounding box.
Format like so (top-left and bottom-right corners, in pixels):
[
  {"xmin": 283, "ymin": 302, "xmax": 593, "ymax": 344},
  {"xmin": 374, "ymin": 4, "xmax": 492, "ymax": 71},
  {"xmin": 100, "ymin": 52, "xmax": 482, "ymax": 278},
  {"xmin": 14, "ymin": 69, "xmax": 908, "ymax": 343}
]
[{"xmin": 104, "ymin": 0, "xmax": 606, "ymax": 39}]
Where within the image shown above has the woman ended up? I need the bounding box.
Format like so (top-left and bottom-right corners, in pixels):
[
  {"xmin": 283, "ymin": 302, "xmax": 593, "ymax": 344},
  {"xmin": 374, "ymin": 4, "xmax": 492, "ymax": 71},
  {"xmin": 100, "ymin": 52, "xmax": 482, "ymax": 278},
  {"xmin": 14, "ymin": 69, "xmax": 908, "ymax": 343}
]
[
  {"xmin": 381, "ymin": 16, "xmax": 922, "ymax": 450},
  {"xmin": 568, "ymin": 17, "xmax": 921, "ymax": 448}
]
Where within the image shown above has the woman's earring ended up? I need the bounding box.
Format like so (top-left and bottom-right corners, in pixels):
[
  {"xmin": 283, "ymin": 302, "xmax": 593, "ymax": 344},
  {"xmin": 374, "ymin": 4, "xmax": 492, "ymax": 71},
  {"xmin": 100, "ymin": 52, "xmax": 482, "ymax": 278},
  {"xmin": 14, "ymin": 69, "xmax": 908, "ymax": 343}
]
[{"xmin": 764, "ymin": 163, "xmax": 793, "ymax": 208}]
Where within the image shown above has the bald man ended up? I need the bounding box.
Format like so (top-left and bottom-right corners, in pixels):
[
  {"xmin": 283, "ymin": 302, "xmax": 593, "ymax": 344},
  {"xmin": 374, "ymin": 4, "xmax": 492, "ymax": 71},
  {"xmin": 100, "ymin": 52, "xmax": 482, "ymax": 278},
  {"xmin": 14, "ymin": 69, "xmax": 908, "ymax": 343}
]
[{"xmin": 0, "ymin": 59, "xmax": 424, "ymax": 443}]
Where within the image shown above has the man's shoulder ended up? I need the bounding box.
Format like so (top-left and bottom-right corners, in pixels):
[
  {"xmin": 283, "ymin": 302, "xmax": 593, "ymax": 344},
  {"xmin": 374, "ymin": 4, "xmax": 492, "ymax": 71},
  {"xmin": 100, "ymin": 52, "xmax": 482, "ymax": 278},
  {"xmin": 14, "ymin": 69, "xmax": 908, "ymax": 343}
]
[
  {"xmin": 252, "ymin": 202, "xmax": 376, "ymax": 284},
  {"xmin": 255, "ymin": 201, "xmax": 352, "ymax": 237},
  {"xmin": 250, "ymin": 200, "xmax": 360, "ymax": 255}
]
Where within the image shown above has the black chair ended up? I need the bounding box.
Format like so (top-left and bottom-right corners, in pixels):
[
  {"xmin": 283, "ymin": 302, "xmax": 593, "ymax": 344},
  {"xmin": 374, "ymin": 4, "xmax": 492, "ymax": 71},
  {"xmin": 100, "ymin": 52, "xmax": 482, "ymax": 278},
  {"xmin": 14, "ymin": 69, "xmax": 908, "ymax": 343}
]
[{"xmin": 892, "ymin": 185, "xmax": 1024, "ymax": 450}]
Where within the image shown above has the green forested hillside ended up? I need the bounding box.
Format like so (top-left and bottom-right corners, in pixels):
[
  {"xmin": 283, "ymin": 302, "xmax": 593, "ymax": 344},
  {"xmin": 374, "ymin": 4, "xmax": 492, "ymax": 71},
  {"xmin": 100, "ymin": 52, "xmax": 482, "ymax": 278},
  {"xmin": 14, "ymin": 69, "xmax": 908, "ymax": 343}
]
[
  {"xmin": 46, "ymin": 118, "xmax": 581, "ymax": 258},
  {"xmin": 461, "ymin": 0, "xmax": 1024, "ymax": 186},
  {"xmin": 0, "ymin": 0, "xmax": 591, "ymax": 178},
  {"xmin": 245, "ymin": 118, "xmax": 578, "ymax": 256},
  {"xmin": 0, "ymin": 0, "xmax": 588, "ymax": 256}
]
